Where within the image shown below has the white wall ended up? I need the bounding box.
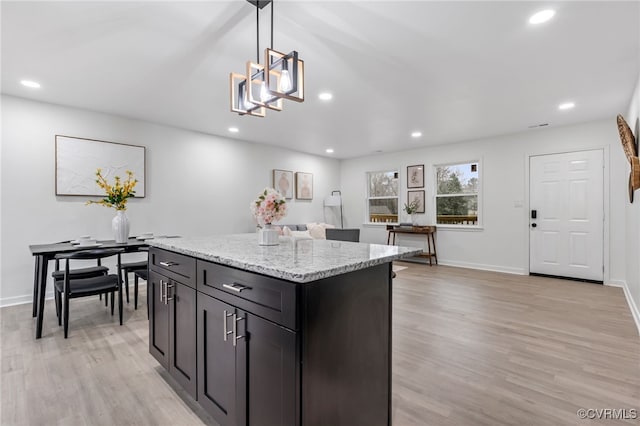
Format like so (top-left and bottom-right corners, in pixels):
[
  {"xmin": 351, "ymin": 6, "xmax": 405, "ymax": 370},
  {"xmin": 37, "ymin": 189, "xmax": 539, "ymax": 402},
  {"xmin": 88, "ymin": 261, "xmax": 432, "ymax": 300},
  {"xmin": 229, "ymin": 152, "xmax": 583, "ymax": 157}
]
[
  {"xmin": 0, "ymin": 95, "xmax": 340, "ymax": 305},
  {"xmin": 623, "ymin": 73, "xmax": 640, "ymax": 329},
  {"xmin": 341, "ymin": 119, "xmax": 627, "ymax": 280}
]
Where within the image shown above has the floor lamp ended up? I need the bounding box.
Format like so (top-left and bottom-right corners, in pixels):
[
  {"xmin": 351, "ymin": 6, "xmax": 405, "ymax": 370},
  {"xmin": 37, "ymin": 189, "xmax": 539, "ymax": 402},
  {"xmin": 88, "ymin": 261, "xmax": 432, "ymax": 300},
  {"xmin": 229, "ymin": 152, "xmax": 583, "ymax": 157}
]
[{"xmin": 324, "ymin": 190, "xmax": 343, "ymax": 228}]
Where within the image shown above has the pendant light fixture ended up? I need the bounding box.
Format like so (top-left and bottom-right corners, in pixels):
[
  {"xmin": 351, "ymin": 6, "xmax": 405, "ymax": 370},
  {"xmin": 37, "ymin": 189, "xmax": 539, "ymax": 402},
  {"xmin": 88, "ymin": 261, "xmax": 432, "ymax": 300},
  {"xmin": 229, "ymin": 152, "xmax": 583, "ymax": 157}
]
[{"xmin": 230, "ymin": 0, "xmax": 304, "ymax": 117}]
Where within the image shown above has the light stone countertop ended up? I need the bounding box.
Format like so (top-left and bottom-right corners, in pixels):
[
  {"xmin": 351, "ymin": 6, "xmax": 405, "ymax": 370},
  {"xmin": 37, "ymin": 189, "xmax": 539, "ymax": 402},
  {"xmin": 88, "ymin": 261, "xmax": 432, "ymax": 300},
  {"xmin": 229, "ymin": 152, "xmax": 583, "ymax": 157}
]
[{"xmin": 148, "ymin": 233, "xmax": 422, "ymax": 283}]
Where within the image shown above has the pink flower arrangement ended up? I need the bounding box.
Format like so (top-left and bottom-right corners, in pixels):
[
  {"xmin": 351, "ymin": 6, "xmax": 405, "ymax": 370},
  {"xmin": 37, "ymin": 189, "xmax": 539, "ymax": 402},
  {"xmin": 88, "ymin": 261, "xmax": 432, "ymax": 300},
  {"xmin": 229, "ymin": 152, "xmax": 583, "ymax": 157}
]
[{"xmin": 250, "ymin": 188, "xmax": 287, "ymax": 225}]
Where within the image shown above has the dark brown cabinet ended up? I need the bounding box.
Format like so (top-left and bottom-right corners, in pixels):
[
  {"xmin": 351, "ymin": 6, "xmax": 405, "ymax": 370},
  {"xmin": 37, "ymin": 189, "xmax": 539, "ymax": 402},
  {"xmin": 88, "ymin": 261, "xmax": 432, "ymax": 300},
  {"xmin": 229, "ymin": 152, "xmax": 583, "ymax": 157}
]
[
  {"xmin": 197, "ymin": 292, "xmax": 298, "ymax": 426},
  {"xmin": 149, "ymin": 249, "xmax": 197, "ymax": 399},
  {"xmin": 196, "ymin": 295, "xmax": 237, "ymax": 426},
  {"xmin": 148, "ymin": 270, "xmax": 169, "ymax": 368},
  {"xmin": 241, "ymin": 309, "xmax": 297, "ymax": 426}
]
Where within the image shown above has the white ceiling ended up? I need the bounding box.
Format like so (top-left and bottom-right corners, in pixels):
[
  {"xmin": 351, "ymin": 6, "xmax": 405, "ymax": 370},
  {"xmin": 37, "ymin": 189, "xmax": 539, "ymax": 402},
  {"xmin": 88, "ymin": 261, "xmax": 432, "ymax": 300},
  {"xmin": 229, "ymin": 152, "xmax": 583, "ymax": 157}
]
[{"xmin": 2, "ymin": 1, "xmax": 639, "ymax": 159}]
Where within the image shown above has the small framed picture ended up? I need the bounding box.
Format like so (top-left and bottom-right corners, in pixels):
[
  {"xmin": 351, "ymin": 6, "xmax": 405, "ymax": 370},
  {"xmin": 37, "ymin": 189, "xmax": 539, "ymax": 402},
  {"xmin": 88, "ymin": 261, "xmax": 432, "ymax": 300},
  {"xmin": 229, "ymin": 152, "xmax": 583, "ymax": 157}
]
[
  {"xmin": 295, "ymin": 172, "xmax": 313, "ymax": 200},
  {"xmin": 408, "ymin": 190, "xmax": 425, "ymax": 213},
  {"xmin": 273, "ymin": 169, "xmax": 293, "ymax": 199},
  {"xmin": 407, "ymin": 165, "xmax": 424, "ymax": 188}
]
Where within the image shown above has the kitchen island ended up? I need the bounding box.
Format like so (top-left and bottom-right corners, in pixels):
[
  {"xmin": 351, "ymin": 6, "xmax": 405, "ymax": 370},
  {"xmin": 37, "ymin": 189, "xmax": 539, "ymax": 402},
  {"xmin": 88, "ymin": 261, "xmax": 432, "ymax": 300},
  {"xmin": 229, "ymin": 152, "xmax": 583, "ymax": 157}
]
[{"xmin": 147, "ymin": 234, "xmax": 421, "ymax": 426}]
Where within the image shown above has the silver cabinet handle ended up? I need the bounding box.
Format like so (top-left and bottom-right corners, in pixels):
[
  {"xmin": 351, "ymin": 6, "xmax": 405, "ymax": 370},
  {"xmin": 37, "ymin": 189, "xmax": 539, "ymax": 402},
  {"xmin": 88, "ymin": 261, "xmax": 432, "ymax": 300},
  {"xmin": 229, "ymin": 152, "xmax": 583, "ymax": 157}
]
[
  {"xmin": 223, "ymin": 310, "xmax": 234, "ymax": 341},
  {"xmin": 233, "ymin": 313, "xmax": 244, "ymax": 347},
  {"xmin": 159, "ymin": 279, "xmax": 165, "ymax": 303},
  {"xmin": 222, "ymin": 283, "xmax": 250, "ymax": 293},
  {"xmin": 159, "ymin": 261, "xmax": 178, "ymax": 267},
  {"xmin": 166, "ymin": 283, "xmax": 174, "ymax": 303}
]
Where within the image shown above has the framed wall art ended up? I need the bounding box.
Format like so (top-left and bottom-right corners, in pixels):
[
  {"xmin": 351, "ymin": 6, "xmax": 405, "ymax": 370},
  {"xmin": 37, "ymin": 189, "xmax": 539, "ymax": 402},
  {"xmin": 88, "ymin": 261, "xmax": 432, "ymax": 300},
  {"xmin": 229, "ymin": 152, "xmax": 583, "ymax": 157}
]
[
  {"xmin": 55, "ymin": 135, "xmax": 146, "ymax": 197},
  {"xmin": 407, "ymin": 164, "xmax": 424, "ymax": 188},
  {"xmin": 295, "ymin": 172, "xmax": 313, "ymax": 200},
  {"xmin": 408, "ymin": 190, "xmax": 425, "ymax": 213},
  {"xmin": 273, "ymin": 169, "xmax": 294, "ymax": 199}
]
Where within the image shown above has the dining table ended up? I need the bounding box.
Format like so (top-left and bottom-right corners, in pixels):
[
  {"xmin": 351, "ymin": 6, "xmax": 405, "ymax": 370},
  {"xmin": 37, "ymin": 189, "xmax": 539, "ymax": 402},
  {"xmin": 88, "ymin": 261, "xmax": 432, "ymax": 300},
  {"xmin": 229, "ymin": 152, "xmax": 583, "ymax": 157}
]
[{"xmin": 29, "ymin": 237, "xmax": 160, "ymax": 339}]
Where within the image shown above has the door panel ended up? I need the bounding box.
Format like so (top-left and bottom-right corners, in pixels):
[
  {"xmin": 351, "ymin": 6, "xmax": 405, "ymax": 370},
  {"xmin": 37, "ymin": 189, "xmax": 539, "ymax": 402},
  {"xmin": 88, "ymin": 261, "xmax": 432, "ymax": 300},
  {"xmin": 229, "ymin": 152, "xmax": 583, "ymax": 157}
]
[
  {"xmin": 541, "ymin": 231, "xmax": 560, "ymax": 264},
  {"xmin": 542, "ymin": 181, "xmax": 562, "ymax": 219},
  {"xmin": 530, "ymin": 150, "xmax": 604, "ymax": 281},
  {"xmin": 169, "ymin": 281, "xmax": 197, "ymax": 398},
  {"xmin": 569, "ymin": 233, "xmax": 588, "ymax": 266},
  {"xmin": 236, "ymin": 311, "xmax": 298, "ymax": 426},
  {"xmin": 197, "ymin": 295, "xmax": 237, "ymax": 426},
  {"xmin": 149, "ymin": 270, "xmax": 169, "ymax": 368},
  {"xmin": 569, "ymin": 180, "xmax": 588, "ymax": 219}
]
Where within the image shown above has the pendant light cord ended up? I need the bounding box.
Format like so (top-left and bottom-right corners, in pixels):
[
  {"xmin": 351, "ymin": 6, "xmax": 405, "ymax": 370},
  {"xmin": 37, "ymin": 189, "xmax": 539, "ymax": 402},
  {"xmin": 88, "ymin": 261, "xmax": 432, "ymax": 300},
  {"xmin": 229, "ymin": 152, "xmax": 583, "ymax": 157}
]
[
  {"xmin": 256, "ymin": 5, "xmax": 260, "ymax": 63},
  {"xmin": 255, "ymin": 1, "xmax": 275, "ymax": 63}
]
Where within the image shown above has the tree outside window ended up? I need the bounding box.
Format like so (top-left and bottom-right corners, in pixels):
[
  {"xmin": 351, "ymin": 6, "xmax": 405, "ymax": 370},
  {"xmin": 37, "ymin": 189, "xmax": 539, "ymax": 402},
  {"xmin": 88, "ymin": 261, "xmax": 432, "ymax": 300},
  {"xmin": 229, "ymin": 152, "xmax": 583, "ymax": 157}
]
[
  {"xmin": 435, "ymin": 162, "xmax": 479, "ymax": 225},
  {"xmin": 367, "ymin": 171, "xmax": 398, "ymax": 223}
]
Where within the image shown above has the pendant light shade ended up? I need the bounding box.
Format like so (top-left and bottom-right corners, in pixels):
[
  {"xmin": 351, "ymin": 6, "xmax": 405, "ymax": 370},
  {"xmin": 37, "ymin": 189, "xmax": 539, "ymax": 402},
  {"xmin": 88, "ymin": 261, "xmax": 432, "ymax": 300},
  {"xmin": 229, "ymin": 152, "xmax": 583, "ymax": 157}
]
[{"xmin": 264, "ymin": 48, "xmax": 304, "ymax": 102}]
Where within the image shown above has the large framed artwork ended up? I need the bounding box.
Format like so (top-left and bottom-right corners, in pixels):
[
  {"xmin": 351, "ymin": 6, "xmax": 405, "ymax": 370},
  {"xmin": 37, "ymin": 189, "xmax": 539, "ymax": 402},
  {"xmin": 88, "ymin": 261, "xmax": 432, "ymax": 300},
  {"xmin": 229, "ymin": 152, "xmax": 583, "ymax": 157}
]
[
  {"xmin": 55, "ymin": 135, "xmax": 146, "ymax": 196},
  {"xmin": 407, "ymin": 164, "xmax": 424, "ymax": 188},
  {"xmin": 408, "ymin": 190, "xmax": 425, "ymax": 213},
  {"xmin": 273, "ymin": 169, "xmax": 294, "ymax": 199},
  {"xmin": 295, "ymin": 172, "xmax": 313, "ymax": 200}
]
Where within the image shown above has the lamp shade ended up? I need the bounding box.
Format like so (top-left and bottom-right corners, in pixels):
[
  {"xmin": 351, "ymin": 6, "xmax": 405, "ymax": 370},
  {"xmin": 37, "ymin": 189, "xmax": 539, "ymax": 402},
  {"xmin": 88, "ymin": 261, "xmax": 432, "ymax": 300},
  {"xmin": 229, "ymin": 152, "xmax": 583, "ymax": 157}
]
[{"xmin": 324, "ymin": 195, "xmax": 342, "ymax": 207}]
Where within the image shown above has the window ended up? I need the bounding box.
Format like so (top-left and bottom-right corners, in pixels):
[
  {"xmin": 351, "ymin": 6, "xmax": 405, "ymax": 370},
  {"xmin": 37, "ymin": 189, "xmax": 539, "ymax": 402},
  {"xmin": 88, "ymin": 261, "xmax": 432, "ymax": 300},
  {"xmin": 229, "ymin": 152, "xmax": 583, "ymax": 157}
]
[
  {"xmin": 366, "ymin": 170, "xmax": 399, "ymax": 223},
  {"xmin": 435, "ymin": 162, "xmax": 480, "ymax": 226}
]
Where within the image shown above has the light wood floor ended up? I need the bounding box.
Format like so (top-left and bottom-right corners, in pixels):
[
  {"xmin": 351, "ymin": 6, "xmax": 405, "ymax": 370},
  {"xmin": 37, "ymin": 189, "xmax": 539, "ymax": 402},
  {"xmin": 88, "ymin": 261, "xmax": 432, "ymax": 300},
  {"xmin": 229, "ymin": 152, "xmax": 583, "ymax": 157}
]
[{"xmin": 1, "ymin": 265, "xmax": 638, "ymax": 425}]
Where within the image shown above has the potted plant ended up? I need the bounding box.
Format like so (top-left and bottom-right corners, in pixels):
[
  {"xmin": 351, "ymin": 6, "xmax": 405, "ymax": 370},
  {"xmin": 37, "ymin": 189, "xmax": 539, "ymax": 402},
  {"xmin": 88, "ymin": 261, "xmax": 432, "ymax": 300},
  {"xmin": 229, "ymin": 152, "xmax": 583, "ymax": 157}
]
[
  {"xmin": 250, "ymin": 188, "xmax": 287, "ymax": 245},
  {"xmin": 403, "ymin": 199, "xmax": 420, "ymax": 226},
  {"xmin": 86, "ymin": 169, "xmax": 138, "ymax": 243}
]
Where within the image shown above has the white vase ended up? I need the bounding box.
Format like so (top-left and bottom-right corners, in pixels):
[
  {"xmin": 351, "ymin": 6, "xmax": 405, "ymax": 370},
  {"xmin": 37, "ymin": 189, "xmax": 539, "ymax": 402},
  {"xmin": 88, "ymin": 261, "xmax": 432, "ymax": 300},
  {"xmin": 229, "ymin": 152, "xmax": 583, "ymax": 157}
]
[
  {"xmin": 258, "ymin": 224, "xmax": 279, "ymax": 246},
  {"xmin": 411, "ymin": 213, "xmax": 418, "ymax": 226},
  {"xmin": 112, "ymin": 210, "xmax": 130, "ymax": 243}
]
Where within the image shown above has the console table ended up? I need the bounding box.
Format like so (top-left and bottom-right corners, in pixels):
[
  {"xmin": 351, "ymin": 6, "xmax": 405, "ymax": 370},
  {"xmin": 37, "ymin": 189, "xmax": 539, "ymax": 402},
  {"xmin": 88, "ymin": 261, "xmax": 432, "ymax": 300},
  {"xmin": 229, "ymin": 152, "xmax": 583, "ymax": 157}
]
[{"xmin": 386, "ymin": 225, "xmax": 438, "ymax": 265}]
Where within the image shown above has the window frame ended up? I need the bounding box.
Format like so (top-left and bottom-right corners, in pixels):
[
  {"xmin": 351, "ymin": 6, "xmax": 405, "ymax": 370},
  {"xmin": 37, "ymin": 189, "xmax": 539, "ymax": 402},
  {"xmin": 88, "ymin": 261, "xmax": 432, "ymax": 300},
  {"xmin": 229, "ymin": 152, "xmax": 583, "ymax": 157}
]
[
  {"xmin": 433, "ymin": 159, "xmax": 483, "ymax": 229},
  {"xmin": 364, "ymin": 169, "xmax": 400, "ymax": 225}
]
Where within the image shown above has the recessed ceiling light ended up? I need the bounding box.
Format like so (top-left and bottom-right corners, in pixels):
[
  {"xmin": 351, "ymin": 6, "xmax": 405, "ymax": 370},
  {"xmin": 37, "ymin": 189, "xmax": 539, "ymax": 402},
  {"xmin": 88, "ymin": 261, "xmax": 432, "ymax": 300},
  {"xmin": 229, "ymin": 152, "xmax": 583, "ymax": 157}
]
[
  {"xmin": 21, "ymin": 80, "xmax": 41, "ymax": 89},
  {"xmin": 558, "ymin": 102, "xmax": 575, "ymax": 110},
  {"xmin": 318, "ymin": 92, "xmax": 333, "ymax": 101},
  {"xmin": 326, "ymin": 148, "xmax": 334, "ymax": 154},
  {"xmin": 411, "ymin": 131, "xmax": 422, "ymax": 138},
  {"xmin": 228, "ymin": 127, "xmax": 239, "ymax": 133},
  {"xmin": 529, "ymin": 9, "xmax": 555, "ymax": 25}
]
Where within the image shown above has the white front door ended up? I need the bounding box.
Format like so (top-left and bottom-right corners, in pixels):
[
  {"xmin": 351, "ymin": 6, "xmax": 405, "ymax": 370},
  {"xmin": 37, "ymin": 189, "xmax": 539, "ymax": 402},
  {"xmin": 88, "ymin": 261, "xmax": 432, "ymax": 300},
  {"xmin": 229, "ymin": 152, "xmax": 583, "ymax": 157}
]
[{"xmin": 529, "ymin": 150, "xmax": 604, "ymax": 281}]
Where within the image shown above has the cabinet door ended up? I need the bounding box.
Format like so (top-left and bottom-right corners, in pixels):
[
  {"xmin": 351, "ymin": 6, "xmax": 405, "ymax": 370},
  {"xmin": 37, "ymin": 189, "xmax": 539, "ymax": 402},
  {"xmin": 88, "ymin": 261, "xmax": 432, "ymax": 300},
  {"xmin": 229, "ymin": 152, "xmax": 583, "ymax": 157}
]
[
  {"xmin": 236, "ymin": 311, "xmax": 298, "ymax": 426},
  {"xmin": 197, "ymin": 295, "xmax": 237, "ymax": 426},
  {"xmin": 169, "ymin": 281, "xmax": 197, "ymax": 399},
  {"xmin": 148, "ymin": 270, "xmax": 169, "ymax": 368}
]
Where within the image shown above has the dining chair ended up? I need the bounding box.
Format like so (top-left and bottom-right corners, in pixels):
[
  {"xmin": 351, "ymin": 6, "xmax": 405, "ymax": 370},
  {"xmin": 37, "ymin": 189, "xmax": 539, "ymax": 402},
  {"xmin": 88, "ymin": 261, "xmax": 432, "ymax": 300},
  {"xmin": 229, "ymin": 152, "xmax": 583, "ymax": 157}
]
[
  {"xmin": 51, "ymin": 243, "xmax": 110, "ymax": 320},
  {"xmin": 325, "ymin": 228, "xmax": 361, "ymax": 242},
  {"xmin": 133, "ymin": 268, "xmax": 149, "ymax": 318},
  {"xmin": 120, "ymin": 246, "xmax": 149, "ymax": 309},
  {"xmin": 54, "ymin": 248, "xmax": 125, "ymax": 338}
]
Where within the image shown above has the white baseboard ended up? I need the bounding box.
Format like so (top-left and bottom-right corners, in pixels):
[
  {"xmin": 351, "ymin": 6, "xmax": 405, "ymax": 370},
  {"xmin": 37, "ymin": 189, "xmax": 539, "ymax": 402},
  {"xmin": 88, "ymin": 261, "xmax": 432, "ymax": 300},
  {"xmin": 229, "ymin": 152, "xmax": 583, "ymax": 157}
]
[
  {"xmin": 437, "ymin": 259, "xmax": 527, "ymax": 276},
  {"xmin": 0, "ymin": 282, "xmax": 147, "ymax": 309},
  {"xmin": 0, "ymin": 292, "xmax": 54, "ymax": 308},
  {"xmin": 607, "ymin": 280, "xmax": 640, "ymax": 335}
]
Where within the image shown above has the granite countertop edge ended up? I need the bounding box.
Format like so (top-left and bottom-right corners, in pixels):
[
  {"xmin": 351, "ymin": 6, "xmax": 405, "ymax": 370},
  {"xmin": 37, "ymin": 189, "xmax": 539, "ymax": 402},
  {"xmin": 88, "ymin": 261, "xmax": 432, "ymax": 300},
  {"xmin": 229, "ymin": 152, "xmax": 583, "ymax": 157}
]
[{"xmin": 148, "ymin": 239, "xmax": 422, "ymax": 283}]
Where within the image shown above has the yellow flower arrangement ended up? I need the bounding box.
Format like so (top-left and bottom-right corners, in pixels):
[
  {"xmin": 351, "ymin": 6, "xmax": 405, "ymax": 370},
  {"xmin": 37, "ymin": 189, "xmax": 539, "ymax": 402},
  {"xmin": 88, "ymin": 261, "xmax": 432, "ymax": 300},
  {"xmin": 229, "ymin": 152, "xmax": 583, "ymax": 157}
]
[{"xmin": 86, "ymin": 168, "xmax": 138, "ymax": 211}]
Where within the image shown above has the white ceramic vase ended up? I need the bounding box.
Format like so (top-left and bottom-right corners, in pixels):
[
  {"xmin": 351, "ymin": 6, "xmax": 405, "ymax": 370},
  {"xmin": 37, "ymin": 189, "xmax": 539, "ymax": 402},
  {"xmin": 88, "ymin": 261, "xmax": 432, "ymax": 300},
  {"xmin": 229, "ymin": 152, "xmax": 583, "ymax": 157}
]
[
  {"xmin": 258, "ymin": 224, "xmax": 279, "ymax": 246},
  {"xmin": 112, "ymin": 210, "xmax": 130, "ymax": 243}
]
